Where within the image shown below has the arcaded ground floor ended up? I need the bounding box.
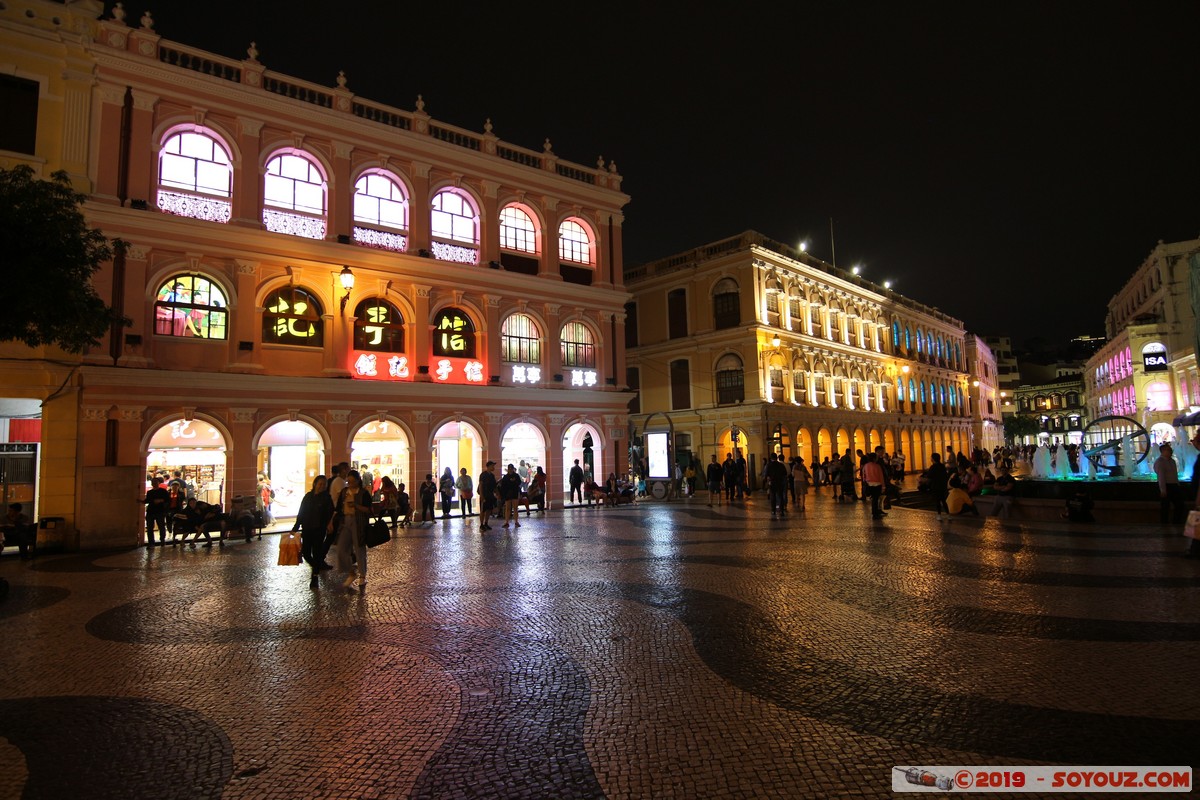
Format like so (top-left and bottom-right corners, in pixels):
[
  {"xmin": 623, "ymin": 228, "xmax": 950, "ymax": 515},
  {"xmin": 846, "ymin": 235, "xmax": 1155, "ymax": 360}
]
[{"xmin": 1, "ymin": 483, "xmax": 1198, "ymax": 798}]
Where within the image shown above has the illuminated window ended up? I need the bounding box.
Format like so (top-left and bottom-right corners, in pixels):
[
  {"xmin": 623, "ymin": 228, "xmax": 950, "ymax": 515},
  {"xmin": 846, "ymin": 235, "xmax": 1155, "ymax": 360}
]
[
  {"xmin": 157, "ymin": 130, "xmax": 232, "ymax": 223},
  {"xmin": 500, "ymin": 205, "xmax": 537, "ymax": 253},
  {"xmin": 353, "ymin": 172, "xmax": 408, "ymax": 251},
  {"xmin": 558, "ymin": 218, "xmax": 593, "ymax": 265},
  {"xmin": 1146, "ymin": 381, "xmax": 1173, "ymax": 411},
  {"xmin": 501, "ymin": 313, "xmax": 541, "ymax": 364},
  {"xmin": 431, "ymin": 189, "xmax": 478, "ymax": 244},
  {"xmin": 262, "ymin": 285, "xmax": 323, "ymax": 346},
  {"xmin": 353, "ymin": 298, "xmax": 404, "ymax": 352},
  {"xmin": 432, "ymin": 307, "xmax": 476, "ymax": 358},
  {"xmin": 793, "ymin": 366, "xmax": 808, "ymax": 403},
  {"xmin": 154, "ymin": 274, "xmax": 228, "ymax": 339},
  {"xmin": 263, "ymin": 152, "xmax": 327, "ymax": 238},
  {"xmin": 716, "ymin": 353, "xmax": 744, "ymax": 405},
  {"xmin": 560, "ymin": 321, "xmax": 595, "ymax": 368}
]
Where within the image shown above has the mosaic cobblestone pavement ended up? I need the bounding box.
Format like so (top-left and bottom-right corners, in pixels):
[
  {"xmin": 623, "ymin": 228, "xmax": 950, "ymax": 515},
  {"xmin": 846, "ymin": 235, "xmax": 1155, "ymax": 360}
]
[{"xmin": 3, "ymin": 489, "xmax": 1199, "ymax": 799}]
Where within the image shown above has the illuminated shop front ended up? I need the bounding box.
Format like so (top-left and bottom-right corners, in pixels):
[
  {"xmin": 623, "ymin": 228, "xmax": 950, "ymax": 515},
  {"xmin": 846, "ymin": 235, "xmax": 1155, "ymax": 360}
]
[
  {"xmin": 257, "ymin": 421, "xmax": 325, "ymax": 519},
  {"xmin": 145, "ymin": 418, "xmax": 227, "ymax": 505},
  {"xmin": 501, "ymin": 422, "xmax": 546, "ymax": 489},
  {"xmin": 350, "ymin": 420, "xmax": 410, "ymax": 493},
  {"xmin": 432, "ymin": 421, "xmax": 483, "ymax": 490}
]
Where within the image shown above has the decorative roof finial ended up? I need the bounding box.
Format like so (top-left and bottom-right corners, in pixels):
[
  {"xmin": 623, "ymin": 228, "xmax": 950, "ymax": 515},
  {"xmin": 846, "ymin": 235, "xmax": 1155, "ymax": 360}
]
[
  {"xmin": 483, "ymin": 118, "xmax": 493, "ymax": 134},
  {"xmin": 336, "ymin": 70, "xmax": 347, "ymax": 89},
  {"xmin": 543, "ymin": 138, "xmax": 553, "ymax": 153},
  {"xmin": 140, "ymin": 10, "xmax": 154, "ymax": 29},
  {"xmin": 415, "ymin": 94, "xmax": 425, "ymax": 112},
  {"xmin": 247, "ymin": 41, "xmax": 259, "ymax": 61},
  {"xmin": 597, "ymin": 155, "xmax": 606, "ymax": 169},
  {"xmin": 111, "ymin": 3, "xmax": 126, "ymax": 23}
]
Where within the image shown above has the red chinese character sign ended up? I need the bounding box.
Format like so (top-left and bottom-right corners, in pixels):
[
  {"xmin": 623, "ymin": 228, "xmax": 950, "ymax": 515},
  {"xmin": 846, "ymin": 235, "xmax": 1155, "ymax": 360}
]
[
  {"xmin": 350, "ymin": 352, "xmax": 413, "ymax": 381},
  {"xmin": 431, "ymin": 357, "xmax": 486, "ymax": 385}
]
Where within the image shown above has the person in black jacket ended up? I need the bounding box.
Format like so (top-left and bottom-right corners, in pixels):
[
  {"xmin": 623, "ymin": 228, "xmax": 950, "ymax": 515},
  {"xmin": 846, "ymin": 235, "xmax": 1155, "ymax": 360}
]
[
  {"xmin": 333, "ymin": 470, "xmax": 372, "ymax": 590},
  {"xmin": 499, "ymin": 463, "xmax": 523, "ymax": 529},
  {"xmin": 926, "ymin": 453, "xmax": 950, "ymax": 518},
  {"xmin": 293, "ymin": 475, "xmax": 335, "ymax": 588}
]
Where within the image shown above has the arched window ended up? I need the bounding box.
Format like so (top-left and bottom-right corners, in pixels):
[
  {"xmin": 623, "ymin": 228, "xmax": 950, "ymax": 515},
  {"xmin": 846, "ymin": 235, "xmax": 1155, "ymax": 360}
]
[
  {"xmin": 558, "ymin": 217, "xmax": 594, "ymax": 265},
  {"xmin": 154, "ymin": 274, "xmax": 228, "ymax": 339},
  {"xmin": 157, "ymin": 130, "xmax": 232, "ymax": 222},
  {"xmin": 353, "ymin": 298, "xmax": 404, "ymax": 351},
  {"xmin": 263, "ymin": 285, "xmax": 323, "ymax": 346},
  {"xmin": 430, "ymin": 189, "xmax": 479, "ymax": 263},
  {"xmin": 904, "ymin": 326, "xmax": 911, "ymax": 352},
  {"xmin": 501, "ymin": 313, "xmax": 541, "ymax": 364},
  {"xmin": 499, "ymin": 205, "xmax": 537, "ymax": 253},
  {"xmin": 908, "ymin": 378, "xmax": 916, "ymax": 406},
  {"xmin": 432, "ymin": 307, "xmax": 476, "ymax": 358},
  {"xmin": 715, "ymin": 353, "xmax": 744, "ymax": 405},
  {"xmin": 713, "ymin": 277, "xmax": 740, "ymax": 329},
  {"xmin": 353, "ymin": 171, "xmax": 408, "ymax": 252},
  {"xmin": 560, "ymin": 321, "xmax": 595, "ymax": 368},
  {"xmin": 897, "ymin": 378, "xmax": 905, "ymax": 402},
  {"xmin": 263, "ymin": 151, "xmax": 327, "ymax": 239},
  {"xmin": 892, "ymin": 321, "xmax": 901, "ymax": 349}
]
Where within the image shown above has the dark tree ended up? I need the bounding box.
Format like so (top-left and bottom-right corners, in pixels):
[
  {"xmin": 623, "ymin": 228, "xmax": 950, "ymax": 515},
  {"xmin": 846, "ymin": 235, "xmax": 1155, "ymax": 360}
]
[
  {"xmin": 1003, "ymin": 414, "xmax": 1041, "ymax": 443},
  {"xmin": 0, "ymin": 165, "xmax": 126, "ymax": 353}
]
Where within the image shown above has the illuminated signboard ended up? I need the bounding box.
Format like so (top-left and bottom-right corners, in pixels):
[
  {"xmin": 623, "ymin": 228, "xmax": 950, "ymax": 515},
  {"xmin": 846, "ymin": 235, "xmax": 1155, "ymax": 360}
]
[
  {"xmin": 432, "ymin": 308, "xmax": 476, "ymax": 357},
  {"xmin": 350, "ymin": 352, "xmax": 412, "ymax": 381},
  {"xmin": 431, "ymin": 356, "xmax": 486, "ymax": 385},
  {"xmin": 1142, "ymin": 342, "xmax": 1168, "ymax": 372},
  {"xmin": 646, "ymin": 431, "xmax": 669, "ymax": 479},
  {"xmin": 570, "ymin": 369, "xmax": 598, "ymax": 387},
  {"xmin": 512, "ymin": 365, "xmax": 542, "ymax": 384}
]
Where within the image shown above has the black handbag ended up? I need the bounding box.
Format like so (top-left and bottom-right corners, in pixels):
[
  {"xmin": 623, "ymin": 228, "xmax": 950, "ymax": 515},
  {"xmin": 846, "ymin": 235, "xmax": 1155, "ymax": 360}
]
[{"xmin": 365, "ymin": 519, "xmax": 390, "ymax": 548}]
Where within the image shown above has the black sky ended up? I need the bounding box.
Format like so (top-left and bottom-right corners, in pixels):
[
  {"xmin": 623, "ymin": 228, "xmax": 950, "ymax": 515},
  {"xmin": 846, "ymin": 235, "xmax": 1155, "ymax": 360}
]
[{"xmin": 135, "ymin": 2, "xmax": 1199, "ymax": 345}]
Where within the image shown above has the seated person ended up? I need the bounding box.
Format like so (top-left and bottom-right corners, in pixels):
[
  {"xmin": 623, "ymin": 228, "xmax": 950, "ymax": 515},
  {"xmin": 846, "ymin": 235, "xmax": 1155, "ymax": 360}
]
[
  {"xmin": 1064, "ymin": 488, "xmax": 1094, "ymax": 523},
  {"xmin": 395, "ymin": 484, "xmax": 412, "ymax": 528},
  {"xmin": 173, "ymin": 499, "xmax": 224, "ymax": 546},
  {"xmin": 1, "ymin": 503, "xmax": 33, "ymax": 558},
  {"xmin": 945, "ymin": 477, "xmax": 979, "ymax": 516}
]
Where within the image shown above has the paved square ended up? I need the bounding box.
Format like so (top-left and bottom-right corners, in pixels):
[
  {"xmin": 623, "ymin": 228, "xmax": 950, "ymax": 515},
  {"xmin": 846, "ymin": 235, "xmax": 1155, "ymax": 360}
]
[{"xmin": 2, "ymin": 490, "xmax": 1198, "ymax": 798}]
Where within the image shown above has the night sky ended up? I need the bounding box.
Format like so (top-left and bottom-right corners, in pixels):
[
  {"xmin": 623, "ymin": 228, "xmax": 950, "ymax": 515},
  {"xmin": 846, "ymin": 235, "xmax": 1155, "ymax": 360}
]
[{"xmin": 135, "ymin": 2, "xmax": 1199, "ymax": 346}]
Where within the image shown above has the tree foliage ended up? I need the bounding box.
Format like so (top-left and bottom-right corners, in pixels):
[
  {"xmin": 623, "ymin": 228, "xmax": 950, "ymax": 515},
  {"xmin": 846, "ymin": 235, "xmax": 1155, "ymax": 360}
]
[
  {"xmin": 1003, "ymin": 414, "xmax": 1041, "ymax": 442},
  {"xmin": 0, "ymin": 165, "xmax": 126, "ymax": 353}
]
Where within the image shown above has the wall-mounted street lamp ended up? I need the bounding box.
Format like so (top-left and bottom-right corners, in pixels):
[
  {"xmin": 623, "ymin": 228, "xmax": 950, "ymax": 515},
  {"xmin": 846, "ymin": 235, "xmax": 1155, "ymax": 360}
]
[
  {"xmin": 771, "ymin": 333, "xmax": 781, "ymax": 348},
  {"xmin": 339, "ymin": 266, "xmax": 355, "ymax": 314}
]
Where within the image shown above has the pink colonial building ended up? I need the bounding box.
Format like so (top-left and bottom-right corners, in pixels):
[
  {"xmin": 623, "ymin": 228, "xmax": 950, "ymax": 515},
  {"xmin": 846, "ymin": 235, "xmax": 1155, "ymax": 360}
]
[{"xmin": 0, "ymin": 1, "xmax": 631, "ymax": 547}]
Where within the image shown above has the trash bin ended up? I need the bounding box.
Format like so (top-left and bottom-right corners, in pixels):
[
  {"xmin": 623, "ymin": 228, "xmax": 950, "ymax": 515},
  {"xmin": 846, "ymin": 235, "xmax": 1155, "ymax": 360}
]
[{"xmin": 37, "ymin": 516, "xmax": 68, "ymax": 552}]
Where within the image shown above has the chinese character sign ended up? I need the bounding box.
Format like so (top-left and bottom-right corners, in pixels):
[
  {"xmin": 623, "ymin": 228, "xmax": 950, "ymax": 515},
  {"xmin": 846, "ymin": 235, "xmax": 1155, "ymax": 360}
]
[
  {"xmin": 429, "ymin": 356, "xmax": 487, "ymax": 385},
  {"xmin": 571, "ymin": 369, "xmax": 598, "ymax": 387},
  {"xmin": 350, "ymin": 351, "xmax": 412, "ymax": 382}
]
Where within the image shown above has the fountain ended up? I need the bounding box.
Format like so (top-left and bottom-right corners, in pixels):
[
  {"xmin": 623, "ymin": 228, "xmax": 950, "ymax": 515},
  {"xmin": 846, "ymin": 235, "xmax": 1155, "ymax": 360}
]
[
  {"xmin": 1031, "ymin": 444, "xmax": 1052, "ymax": 478},
  {"xmin": 1051, "ymin": 445, "xmax": 1073, "ymax": 479}
]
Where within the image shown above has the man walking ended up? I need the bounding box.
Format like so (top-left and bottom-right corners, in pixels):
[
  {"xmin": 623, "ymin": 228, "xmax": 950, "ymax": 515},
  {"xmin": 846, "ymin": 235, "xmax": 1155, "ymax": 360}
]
[
  {"xmin": 478, "ymin": 461, "xmax": 498, "ymax": 532},
  {"xmin": 706, "ymin": 454, "xmax": 724, "ymax": 506},
  {"xmin": 766, "ymin": 453, "xmax": 789, "ymax": 517}
]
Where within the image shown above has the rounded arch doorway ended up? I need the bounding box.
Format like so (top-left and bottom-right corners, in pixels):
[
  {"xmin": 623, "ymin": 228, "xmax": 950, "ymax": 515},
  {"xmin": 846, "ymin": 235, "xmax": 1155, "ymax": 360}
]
[
  {"xmin": 432, "ymin": 420, "xmax": 483, "ymax": 493},
  {"xmin": 563, "ymin": 422, "xmax": 602, "ymax": 496},
  {"xmin": 501, "ymin": 422, "xmax": 547, "ymax": 491},
  {"xmin": 257, "ymin": 420, "xmax": 326, "ymax": 520},
  {"xmin": 145, "ymin": 418, "xmax": 227, "ymax": 506},
  {"xmin": 351, "ymin": 419, "xmax": 410, "ymax": 494}
]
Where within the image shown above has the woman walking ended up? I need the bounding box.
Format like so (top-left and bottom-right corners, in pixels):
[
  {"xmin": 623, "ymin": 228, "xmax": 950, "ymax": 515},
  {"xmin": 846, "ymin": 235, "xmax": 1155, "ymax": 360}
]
[
  {"xmin": 333, "ymin": 470, "xmax": 372, "ymax": 590},
  {"xmin": 293, "ymin": 475, "xmax": 334, "ymax": 589},
  {"xmin": 791, "ymin": 457, "xmax": 811, "ymax": 511}
]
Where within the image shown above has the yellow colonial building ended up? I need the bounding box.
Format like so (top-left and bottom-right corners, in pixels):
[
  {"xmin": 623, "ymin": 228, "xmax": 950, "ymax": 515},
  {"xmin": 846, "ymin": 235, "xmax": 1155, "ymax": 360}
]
[
  {"xmin": 0, "ymin": 0, "xmax": 632, "ymax": 548},
  {"xmin": 625, "ymin": 232, "xmax": 973, "ymax": 479}
]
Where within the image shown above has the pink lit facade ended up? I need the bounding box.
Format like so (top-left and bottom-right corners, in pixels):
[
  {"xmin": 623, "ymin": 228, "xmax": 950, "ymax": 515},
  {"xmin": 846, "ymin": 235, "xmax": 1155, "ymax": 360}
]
[{"xmin": 0, "ymin": 2, "xmax": 631, "ymax": 547}]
